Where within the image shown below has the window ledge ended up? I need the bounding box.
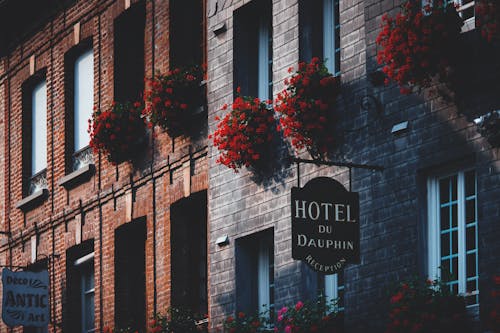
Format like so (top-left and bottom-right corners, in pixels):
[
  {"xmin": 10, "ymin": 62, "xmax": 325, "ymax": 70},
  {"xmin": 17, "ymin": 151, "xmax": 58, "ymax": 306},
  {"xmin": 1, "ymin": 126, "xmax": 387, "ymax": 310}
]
[
  {"xmin": 58, "ymin": 164, "xmax": 95, "ymax": 190},
  {"xmin": 16, "ymin": 188, "xmax": 49, "ymax": 211}
]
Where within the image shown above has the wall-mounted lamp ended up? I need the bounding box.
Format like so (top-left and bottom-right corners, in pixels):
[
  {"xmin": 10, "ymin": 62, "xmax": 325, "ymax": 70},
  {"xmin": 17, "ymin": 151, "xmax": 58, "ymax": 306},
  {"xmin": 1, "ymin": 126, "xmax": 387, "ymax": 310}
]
[
  {"xmin": 216, "ymin": 234, "xmax": 229, "ymax": 246},
  {"xmin": 213, "ymin": 22, "xmax": 227, "ymax": 35}
]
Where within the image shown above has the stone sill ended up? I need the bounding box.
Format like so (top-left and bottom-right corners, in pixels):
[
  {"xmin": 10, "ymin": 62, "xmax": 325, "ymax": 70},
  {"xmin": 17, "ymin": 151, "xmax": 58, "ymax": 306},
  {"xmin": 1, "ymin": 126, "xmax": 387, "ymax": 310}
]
[
  {"xmin": 15, "ymin": 189, "xmax": 49, "ymax": 212},
  {"xmin": 58, "ymin": 164, "xmax": 95, "ymax": 190}
]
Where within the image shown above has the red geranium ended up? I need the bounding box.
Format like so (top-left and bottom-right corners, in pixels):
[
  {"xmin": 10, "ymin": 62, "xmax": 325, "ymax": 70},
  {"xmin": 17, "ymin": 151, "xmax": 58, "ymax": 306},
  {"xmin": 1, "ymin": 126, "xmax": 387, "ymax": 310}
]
[
  {"xmin": 276, "ymin": 57, "xmax": 340, "ymax": 160},
  {"xmin": 211, "ymin": 92, "xmax": 276, "ymax": 171},
  {"xmin": 386, "ymin": 278, "xmax": 469, "ymax": 333},
  {"xmin": 476, "ymin": 1, "xmax": 500, "ymax": 42},
  {"xmin": 143, "ymin": 66, "xmax": 204, "ymax": 134},
  {"xmin": 89, "ymin": 101, "xmax": 147, "ymax": 165},
  {"xmin": 376, "ymin": 1, "xmax": 463, "ymax": 94}
]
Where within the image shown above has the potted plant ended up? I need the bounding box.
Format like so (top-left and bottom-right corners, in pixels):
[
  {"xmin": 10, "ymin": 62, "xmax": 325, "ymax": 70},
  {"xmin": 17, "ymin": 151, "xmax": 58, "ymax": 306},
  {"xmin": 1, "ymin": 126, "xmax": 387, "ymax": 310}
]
[
  {"xmin": 376, "ymin": 1, "xmax": 464, "ymax": 95},
  {"xmin": 275, "ymin": 57, "xmax": 340, "ymax": 160},
  {"xmin": 211, "ymin": 90, "xmax": 276, "ymax": 172},
  {"xmin": 143, "ymin": 66, "xmax": 204, "ymax": 135},
  {"xmin": 89, "ymin": 101, "xmax": 148, "ymax": 165}
]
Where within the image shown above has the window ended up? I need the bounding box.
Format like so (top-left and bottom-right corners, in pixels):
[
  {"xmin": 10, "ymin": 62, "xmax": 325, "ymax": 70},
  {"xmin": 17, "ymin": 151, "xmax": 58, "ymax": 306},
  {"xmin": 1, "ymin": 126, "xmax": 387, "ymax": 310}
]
[
  {"xmin": 66, "ymin": 240, "xmax": 95, "ymax": 333},
  {"xmin": 236, "ymin": 229, "xmax": 274, "ymax": 320},
  {"xmin": 22, "ymin": 75, "xmax": 47, "ymax": 196},
  {"xmin": 171, "ymin": 192, "xmax": 208, "ymax": 317},
  {"xmin": 65, "ymin": 43, "xmax": 94, "ymax": 172},
  {"xmin": 321, "ymin": 271, "xmax": 344, "ymax": 312},
  {"xmin": 169, "ymin": 0, "xmax": 205, "ymax": 69},
  {"xmin": 428, "ymin": 170, "xmax": 478, "ymax": 306},
  {"xmin": 115, "ymin": 219, "xmax": 146, "ymax": 332},
  {"xmin": 233, "ymin": 0, "xmax": 272, "ymax": 100},
  {"xmin": 114, "ymin": 1, "xmax": 145, "ymax": 103},
  {"xmin": 422, "ymin": 1, "xmax": 475, "ymax": 31},
  {"xmin": 299, "ymin": 0, "xmax": 340, "ymax": 75}
]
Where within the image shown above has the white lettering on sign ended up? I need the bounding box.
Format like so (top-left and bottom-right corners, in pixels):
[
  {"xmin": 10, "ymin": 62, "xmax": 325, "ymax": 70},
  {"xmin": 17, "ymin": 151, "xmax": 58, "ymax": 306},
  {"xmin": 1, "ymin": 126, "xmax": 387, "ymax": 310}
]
[{"xmin": 294, "ymin": 200, "xmax": 357, "ymax": 222}]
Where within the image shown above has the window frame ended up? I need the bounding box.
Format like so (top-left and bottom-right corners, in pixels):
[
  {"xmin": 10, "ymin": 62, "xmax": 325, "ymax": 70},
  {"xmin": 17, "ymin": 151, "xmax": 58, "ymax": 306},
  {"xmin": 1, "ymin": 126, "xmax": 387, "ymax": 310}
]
[
  {"xmin": 22, "ymin": 71, "xmax": 48, "ymax": 197},
  {"xmin": 427, "ymin": 169, "xmax": 479, "ymax": 306}
]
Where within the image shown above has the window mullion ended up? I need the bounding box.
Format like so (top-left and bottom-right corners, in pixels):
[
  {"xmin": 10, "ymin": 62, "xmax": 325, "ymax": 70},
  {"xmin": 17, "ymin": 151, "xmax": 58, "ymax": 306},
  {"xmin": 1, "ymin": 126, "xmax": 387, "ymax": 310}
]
[
  {"xmin": 258, "ymin": 239, "xmax": 270, "ymax": 316},
  {"xmin": 323, "ymin": 0, "xmax": 335, "ymax": 73},
  {"xmin": 258, "ymin": 14, "xmax": 270, "ymax": 101},
  {"xmin": 457, "ymin": 172, "xmax": 466, "ymax": 295},
  {"xmin": 427, "ymin": 178, "xmax": 440, "ymax": 280}
]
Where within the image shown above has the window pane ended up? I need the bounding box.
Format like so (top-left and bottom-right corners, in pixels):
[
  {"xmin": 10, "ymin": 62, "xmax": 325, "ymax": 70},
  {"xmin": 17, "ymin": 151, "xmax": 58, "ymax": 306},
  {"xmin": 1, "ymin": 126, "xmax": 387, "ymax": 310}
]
[
  {"xmin": 440, "ymin": 206, "xmax": 449, "ymax": 231},
  {"xmin": 439, "ymin": 178, "xmax": 449, "ymax": 204},
  {"xmin": 451, "ymin": 175, "xmax": 457, "ymax": 201},
  {"xmin": 441, "ymin": 233, "xmax": 450, "ymax": 257},
  {"xmin": 466, "ymin": 253, "xmax": 477, "ymax": 278},
  {"xmin": 451, "ymin": 204, "xmax": 458, "ymax": 228},
  {"xmin": 74, "ymin": 49, "xmax": 94, "ymax": 151},
  {"xmin": 452, "ymin": 230, "xmax": 458, "ymax": 255},
  {"xmin": 32, "ymin": 81, "xmax": 47, "ymax": 175},
  {"xmin": 466, "ymin": 226, "xmax": 476, "ymax": 251},
  {"xmin": 466, "ymin": 199, "xmax": 476, "ymax": 223},
  {"xmin": 465, "ymin": 170, "xmax": 476, "ymax": 197},
  {"xmin": 452, "ymin": 257, "xmax": 458, "ymax": 278},
  {"xmin": 84, "ymin": 292, "xmax": 95, "ymax": 331},
  {"xmin": 466, "ymin": 279, "xmax": 477, "ymax": 294}
]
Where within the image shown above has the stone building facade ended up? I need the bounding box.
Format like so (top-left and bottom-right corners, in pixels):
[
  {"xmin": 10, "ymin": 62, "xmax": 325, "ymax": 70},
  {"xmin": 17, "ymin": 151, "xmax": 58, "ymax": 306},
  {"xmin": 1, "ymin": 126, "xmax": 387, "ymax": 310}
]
[{"xmin": 0, "ymin": 0, "xmax": 499, "ymax": 332}]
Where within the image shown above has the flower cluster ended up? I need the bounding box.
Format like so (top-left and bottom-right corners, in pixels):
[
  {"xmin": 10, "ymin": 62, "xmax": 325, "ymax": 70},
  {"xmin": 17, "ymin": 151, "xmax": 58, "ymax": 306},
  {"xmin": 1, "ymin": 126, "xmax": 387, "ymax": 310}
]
[
  {"xmin": 210, "ymin": 91, "xmax": 276, "ymax": 171},
  {"xmin": 376, "ymin": 1, "xmax": 463, "ymax": 94},
  {"xmin": 386, "ymin": 278, "xmax": 469, "ymax": 333},
  {"xmin": 276, "ymin": 57, "xmax": 340, "ymax": 160},
  {"xmin": 89, "ymin": 101, "xmax": 147, "ymax": 165},
  {"xmin": 143, "ymin": 66, "xmax": 204, "ymax": 134},
  {"xmin": 491, "ymin": 275, "xmax": 500, "ymax": 332},
  {"xmin": 274, "ymin": 298, "xmax": 343, "ymax": 333},
  {"xmin": 223, "ymin": 311, "xmax": 266, "ymax": 333},
  {"xmin": 476, "ymin": 1, "xmax": 500, "ymax": 42}
]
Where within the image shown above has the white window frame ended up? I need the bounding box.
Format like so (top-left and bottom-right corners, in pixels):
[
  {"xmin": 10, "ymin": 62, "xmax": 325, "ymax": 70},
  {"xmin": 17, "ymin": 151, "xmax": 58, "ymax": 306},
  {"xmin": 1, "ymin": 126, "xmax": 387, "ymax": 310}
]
[
  {"xmin": 427, "ymin": 170, "xmax": 479, "ymax": 306},
  {"xmin": 74, "ymin": 252, "xmax": 95, "ymax": 333},
  {"xmin": 257, "ymin": 13, "xmax": 272, "ymax": 101},
  {"xmin": 31, "ymin": 80, "xmax": 47, "ymax": 176},
  {"xmin": 324, "ymin": 272, "xmax": 344, "ymax": 312},
  {"xmin": 257, "ymin": 238, "xmax": 274, "ymax": 319},
  {"xmin": 74, "ymin": 48, "xmax": 94, "ymax": 153}
]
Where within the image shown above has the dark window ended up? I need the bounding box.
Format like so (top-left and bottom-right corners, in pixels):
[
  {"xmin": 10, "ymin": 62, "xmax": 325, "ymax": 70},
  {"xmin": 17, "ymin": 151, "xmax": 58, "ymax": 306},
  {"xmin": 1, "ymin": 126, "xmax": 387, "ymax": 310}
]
[
  {"xmin": 65, "ymin": 240, "xmax": 94, "ymax": 333},
  {"xmin": 115, "ymin": 218, "xmax": 147, "ymax": 331},
  {"xmin": 299, "ymin": 0, "xmax": 340, "ymax": 75},
  {"xmin": 169, "ymin": 0, "xmax": 205, "ymax": 68},
  {"xmin": 114, "ymin": 1, "xmax": 146, "ymax": 103},
  {"xmin": 236, "ymin": 229, "xmax": 274, "ymax": 319},
  {"xmin": 233, "ymin": 0, "xmax": 272, "ymax": 99},
  {"xmin": 171, "ymin": 191, "xmax": 208, "ymax": 316},
  {"xmin": 22, "ymin": 71, "xmax": 47, "ymax": 196}
]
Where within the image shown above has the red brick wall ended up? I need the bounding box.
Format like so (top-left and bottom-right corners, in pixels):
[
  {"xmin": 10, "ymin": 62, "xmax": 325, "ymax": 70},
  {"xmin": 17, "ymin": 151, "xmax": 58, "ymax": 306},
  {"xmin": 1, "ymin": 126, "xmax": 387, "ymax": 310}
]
[{"xmin": 0, "ymin": 0, "xmax": 208, "ymax": 332}]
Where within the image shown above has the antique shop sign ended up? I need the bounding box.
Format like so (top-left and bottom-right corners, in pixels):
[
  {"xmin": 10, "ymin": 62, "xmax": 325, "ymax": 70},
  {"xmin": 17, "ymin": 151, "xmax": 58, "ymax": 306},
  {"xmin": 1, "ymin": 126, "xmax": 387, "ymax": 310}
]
[
  {"xmin": 292, "ymin": 177, "xmax": 360, "ymax": 274},
  {"xmin": 2, "ymin": 268, "xmax": 49, "ymax": 327}
]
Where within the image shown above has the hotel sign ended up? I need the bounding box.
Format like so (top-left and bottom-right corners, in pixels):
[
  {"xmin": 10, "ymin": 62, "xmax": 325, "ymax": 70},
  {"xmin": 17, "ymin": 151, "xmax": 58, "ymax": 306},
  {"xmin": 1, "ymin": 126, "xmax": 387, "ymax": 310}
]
[
  {"xmin": 2, "ymin": 268, "xmax": 49, "ymax": 327},
  {"xmin": 292, "ymin": 177, "xmax": 360, "ymax": 274}
]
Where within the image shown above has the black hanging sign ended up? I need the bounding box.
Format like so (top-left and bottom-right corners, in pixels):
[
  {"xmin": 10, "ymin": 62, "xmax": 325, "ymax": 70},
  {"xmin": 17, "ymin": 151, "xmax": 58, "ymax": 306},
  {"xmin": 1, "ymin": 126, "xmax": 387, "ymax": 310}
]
[
  {"xmin": 292, "ymin": 177, "xmax": 360, "ymax": 274},
  {"xmin": 2, "ymin": 268, "xmax": 50, "ymax": 327}
]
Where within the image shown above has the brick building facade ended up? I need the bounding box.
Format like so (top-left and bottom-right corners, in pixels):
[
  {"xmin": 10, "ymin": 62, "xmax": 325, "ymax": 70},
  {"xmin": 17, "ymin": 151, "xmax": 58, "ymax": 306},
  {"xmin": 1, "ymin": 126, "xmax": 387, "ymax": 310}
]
[
  {"xmin": 0, "ymin": 0, "xmax": 209, "ymax": 332},
  {"xmin": 0, "ymin": 0, "xmax": 499, "ymax": 332}
]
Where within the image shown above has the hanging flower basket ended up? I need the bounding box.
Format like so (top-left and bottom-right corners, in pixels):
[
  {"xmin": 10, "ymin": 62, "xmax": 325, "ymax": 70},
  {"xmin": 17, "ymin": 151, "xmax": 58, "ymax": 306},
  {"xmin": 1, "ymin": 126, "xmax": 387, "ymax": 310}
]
[
  {"xmin": 210, "ymin": 91, "xmax": 276, "ymax": 172},
  {"xmin": 143, "ymin": 66, "xmax": 204, "ymax": 135},
  {"xmin": 275, "ymin": 57, "xmax": 340, "ymax": 160},
  {"xmin": 476, "ymin": 1, "xmax": 500, "ymax": 42},
  {"xmin": 89, "ymin": 101, "xmax": 148, "ymax": 165},
  {"xmin": 376, "ymin": 1, "xmax": 464, "ymax": 95}
]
